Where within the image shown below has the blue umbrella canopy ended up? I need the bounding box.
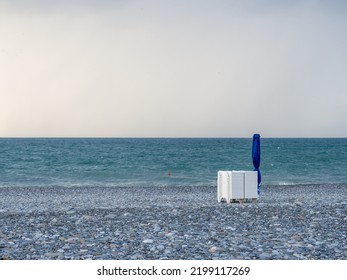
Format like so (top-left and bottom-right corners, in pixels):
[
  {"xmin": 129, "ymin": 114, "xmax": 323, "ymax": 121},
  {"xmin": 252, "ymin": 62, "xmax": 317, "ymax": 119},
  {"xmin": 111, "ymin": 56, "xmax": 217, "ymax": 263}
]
[{"xmin": 252, "ymin": 134, "xmax": 261, "ymax": 194}]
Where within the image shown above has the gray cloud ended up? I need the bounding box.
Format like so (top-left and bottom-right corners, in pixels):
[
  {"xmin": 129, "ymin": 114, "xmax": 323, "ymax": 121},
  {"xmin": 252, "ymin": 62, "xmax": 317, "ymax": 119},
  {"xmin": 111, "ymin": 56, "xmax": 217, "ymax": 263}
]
[{"xmin": 1, "ymin": 1, "xmax": 346, "ymax": 137}]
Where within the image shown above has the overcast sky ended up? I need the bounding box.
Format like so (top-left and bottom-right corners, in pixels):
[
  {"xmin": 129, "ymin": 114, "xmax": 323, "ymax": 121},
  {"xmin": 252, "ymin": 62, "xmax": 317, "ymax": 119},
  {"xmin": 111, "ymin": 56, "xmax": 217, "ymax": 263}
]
[{"xmin": 1, "ymin": 0, "xmax": 346, "ymax": 137}]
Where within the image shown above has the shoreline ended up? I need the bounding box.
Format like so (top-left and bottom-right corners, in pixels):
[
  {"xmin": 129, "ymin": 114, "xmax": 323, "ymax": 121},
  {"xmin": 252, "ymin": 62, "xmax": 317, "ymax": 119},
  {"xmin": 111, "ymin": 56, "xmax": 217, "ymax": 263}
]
[{"xmin": 1, "ymin": 184, "xmax": 347, "ymax": 260}]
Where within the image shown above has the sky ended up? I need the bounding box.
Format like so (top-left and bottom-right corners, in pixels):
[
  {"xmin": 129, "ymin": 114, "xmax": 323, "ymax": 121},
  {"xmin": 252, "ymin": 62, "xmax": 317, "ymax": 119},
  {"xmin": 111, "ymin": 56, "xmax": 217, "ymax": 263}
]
[{"xmin": 1, "ymin": 0, "xmax": 346, "ymax": 137}]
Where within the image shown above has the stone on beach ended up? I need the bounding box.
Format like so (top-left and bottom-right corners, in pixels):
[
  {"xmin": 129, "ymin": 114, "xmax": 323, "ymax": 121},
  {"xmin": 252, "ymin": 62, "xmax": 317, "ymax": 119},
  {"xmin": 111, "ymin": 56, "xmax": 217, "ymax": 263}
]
[{"xmin": 0, "ymin": 184, "xmax": 346, "ymax": 260}]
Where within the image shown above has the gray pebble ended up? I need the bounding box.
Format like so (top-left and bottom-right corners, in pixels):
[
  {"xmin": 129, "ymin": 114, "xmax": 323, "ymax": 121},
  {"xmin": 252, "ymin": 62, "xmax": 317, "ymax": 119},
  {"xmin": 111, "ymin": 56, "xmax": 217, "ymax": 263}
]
[{"xmin": 0, "ymin": 184, "xmax": 346, "ymax": 260}]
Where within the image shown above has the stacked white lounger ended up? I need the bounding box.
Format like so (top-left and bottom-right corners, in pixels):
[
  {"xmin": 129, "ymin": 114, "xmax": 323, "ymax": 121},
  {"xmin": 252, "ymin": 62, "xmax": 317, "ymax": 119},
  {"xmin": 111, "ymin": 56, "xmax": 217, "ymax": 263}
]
[{"xmin": 217, "ymin": 171, "xmax": 258, "ymax": 203}]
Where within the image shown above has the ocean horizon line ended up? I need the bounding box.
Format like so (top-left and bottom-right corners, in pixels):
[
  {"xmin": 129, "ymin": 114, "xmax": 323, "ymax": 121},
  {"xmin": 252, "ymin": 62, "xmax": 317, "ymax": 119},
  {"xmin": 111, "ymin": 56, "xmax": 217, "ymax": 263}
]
[{"xmin": 1, "ymin": 136, "xmax": 347, "ymax": 139}]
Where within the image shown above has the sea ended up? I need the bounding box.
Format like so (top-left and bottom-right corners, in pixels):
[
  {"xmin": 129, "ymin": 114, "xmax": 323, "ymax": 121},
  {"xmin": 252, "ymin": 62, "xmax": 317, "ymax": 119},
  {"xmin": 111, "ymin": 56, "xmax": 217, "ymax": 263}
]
[{"xmin": 0, "ymin": 138, "xmax": 346, "ymax": 188}]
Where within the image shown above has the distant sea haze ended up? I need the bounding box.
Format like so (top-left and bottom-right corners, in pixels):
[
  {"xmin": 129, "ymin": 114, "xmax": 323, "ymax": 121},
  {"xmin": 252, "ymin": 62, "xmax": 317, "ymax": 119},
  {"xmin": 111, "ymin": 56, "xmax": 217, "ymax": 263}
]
[{"xmin": 0, "ymin": 138, "xmax": 346, "ymax": 188}]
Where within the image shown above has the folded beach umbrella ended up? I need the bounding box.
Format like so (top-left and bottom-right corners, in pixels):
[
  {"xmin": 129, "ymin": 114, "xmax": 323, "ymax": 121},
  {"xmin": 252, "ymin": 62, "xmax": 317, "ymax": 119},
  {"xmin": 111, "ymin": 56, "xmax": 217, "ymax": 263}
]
[{"xmin": 252, "ymin": 134, "xmax": 261, "ymax": 194}]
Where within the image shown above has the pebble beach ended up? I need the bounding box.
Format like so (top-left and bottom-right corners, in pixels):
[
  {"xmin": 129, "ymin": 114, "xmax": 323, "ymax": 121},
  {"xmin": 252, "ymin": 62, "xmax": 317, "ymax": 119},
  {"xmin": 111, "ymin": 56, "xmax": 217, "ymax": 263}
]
[{"xmin": 1, "ymin": 184, "xmax": 347, "ymax": 260}]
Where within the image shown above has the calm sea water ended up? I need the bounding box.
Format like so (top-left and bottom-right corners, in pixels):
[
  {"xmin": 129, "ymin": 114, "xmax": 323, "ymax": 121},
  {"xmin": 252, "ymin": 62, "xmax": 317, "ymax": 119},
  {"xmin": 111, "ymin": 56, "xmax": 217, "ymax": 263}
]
[{"xmin": 0, "ymin": 138, "xmax": 346, "ymax": 187}]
